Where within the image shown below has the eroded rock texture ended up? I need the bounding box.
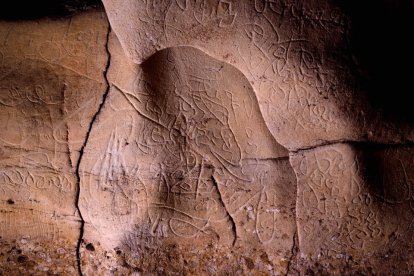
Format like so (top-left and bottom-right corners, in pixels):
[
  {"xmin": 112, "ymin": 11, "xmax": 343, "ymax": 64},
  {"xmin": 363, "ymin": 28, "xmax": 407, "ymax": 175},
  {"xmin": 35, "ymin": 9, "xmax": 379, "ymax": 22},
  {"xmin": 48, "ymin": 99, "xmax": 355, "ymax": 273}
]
[
  {"xmin": 79, "ymin": 35, "xmax": 296, "ymax": 274},
  {"xmin": 1, "ymin": 0, "xmax": 413, "ymax": 275},
  {"xmin": 102, "ymin": 0, "xmax": 413, "ymax": 149},
  {"xmin": 0, "ymin": 10, "xmax": 109, "ymax": 274},
  {"xmin": 291, "ymin": 144, "xmax": 414, "ymax": 274}
]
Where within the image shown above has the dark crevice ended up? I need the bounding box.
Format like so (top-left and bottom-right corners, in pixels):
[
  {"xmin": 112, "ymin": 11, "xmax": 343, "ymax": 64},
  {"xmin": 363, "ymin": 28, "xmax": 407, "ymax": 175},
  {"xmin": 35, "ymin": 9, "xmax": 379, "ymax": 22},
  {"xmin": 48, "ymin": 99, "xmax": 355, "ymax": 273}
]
[
  {"xmin": 0, "ymin": 0, "xmax": 102, "ymax": 20},
  {"xmin": 74, "ymin": 23, "xmax": 112, "ymax": 276},
  {"xmin": 286, "ymin": 229, "xmax": 298, "ymax": 275},
  {"xmin": 211, "ymin": 175, "xmax": 238, "ymax": 247},
  {"xmin": 290, "ymin": 139, "xmax": 414, "ymax": 154},
  {"xmin": 287, "ymin": 153, "xmax": 300, "ymax": 276},
  {"xmin": 241, "ymin": 156, "xmax": 290, "ymax": 162}
]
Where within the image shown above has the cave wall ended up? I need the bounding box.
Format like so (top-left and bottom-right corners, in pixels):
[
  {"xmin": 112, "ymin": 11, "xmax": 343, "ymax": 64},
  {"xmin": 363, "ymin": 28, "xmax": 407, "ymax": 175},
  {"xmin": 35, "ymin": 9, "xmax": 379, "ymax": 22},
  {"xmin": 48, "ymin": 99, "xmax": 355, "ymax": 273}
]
[
  {"xmin": 0, "ymin": 9, "xmax": 109, "ymax": 274},
  {"xmin": 0, "ymin": 0, "xmax": 413, "ymax": 275}
]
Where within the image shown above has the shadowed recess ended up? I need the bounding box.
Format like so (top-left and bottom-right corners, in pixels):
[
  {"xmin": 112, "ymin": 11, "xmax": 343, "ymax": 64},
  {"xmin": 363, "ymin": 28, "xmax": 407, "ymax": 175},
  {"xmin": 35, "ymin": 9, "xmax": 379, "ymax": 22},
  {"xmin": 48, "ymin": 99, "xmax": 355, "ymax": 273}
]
[
  {"xmin": 0, "ymin": 0, "xmax": 102, "ymax": 20},
  {"xmin": 341, "ymin": 0, "xmax": 414, "ymax": 123}
]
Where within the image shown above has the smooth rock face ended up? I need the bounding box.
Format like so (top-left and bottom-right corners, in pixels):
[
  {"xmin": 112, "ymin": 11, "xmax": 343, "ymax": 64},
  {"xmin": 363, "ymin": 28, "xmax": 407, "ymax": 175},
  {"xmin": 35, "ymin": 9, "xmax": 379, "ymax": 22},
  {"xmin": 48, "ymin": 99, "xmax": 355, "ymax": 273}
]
[
  {"xmin": 1, "ymin": 0, "xmax": 414, "ymax": 275},
  {"xmin": 0, "ymin": 10, "xmax": 109, "ymax": 274}
]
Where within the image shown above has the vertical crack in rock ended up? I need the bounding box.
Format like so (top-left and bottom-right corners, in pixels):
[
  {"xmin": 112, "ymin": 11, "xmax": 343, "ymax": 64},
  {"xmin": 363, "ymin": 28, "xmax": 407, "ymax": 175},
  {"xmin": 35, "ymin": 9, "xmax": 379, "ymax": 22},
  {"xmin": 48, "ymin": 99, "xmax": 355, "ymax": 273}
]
[
  {"xmin": 211, "ymin": 174, "xmax": 237, "ymax": 246},
  {"xmin": 74, "ymin": 24, "xmax": 112, "ymax": 276},
  {"xmin": 62, "ymin": 84, "xmax": 74, "ymax": 169},
  {"xmin": 287, "ymin": 154, "xmax": 300, "ymax": 276},
  {"xmin": 286, "ymin": 229, "xmax": 298, "ymax": 275}
]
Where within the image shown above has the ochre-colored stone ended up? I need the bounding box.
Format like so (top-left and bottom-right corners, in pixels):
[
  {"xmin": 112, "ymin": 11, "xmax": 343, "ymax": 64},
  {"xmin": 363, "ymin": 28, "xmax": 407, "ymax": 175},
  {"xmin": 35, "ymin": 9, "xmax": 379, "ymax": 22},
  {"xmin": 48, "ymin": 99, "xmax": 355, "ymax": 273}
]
[
  {"xmin": 1, "ymin": 1, "xmax": 413, "ymax": 274},
  {"xmin": 0, "ymin": 10, "xmax": 108, "ymax": 274},
  {"xmin": 102, "ymin": 0, "xmax": 413, "ymax": 150},
  {"xmin": 79, "ymin": 34, "xmax": 296, "ymax": 274},
  {"xmin": 291, "ymin": 143, "xmax": 414, "ymax": 274}
]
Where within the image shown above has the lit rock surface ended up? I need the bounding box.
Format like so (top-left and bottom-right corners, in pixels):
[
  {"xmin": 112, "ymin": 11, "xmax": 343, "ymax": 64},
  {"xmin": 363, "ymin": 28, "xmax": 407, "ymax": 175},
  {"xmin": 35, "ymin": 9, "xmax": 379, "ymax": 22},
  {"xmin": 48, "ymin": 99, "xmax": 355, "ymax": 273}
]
[
  {"xmin": 0, "ymin": 10, "xmax": 109, "ymax": 274},
  {"xmin": 102, "ymin": 0, "xmax": 413, "ymax": 150},
  {"xmin": 1, "ymin": 0, "xmax": 413, "ymax": 275},
  {"xmin": 79, "ymin": 34, "xmax": 296, "ymax": 274}
]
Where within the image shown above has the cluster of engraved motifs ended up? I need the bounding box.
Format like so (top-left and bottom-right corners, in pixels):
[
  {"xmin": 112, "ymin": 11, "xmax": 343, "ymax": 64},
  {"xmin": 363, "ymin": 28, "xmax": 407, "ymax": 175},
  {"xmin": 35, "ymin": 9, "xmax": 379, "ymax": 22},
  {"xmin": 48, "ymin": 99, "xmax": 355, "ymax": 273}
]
[{"xmin": 81, "ymin": 47, "xmax": 296, "ymax": 256}]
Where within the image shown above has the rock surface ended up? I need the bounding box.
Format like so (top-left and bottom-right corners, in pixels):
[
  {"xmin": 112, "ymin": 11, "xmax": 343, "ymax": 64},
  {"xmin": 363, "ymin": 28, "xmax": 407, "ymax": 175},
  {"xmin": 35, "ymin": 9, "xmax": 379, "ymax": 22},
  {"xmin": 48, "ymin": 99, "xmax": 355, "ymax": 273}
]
[
  {"xmin": 0, "ymin": 10, "xmax": 109, "ymax": 274},
  {"xmin": 79, "ymin": 35, "xmax": 296, "ymax": 274},
  {"xmin": 102, "ymin": 0, "xmax": 413, "ymax": 150},
  {"xmin": 1, "ymin": 0, "xmax": 413, "ymax": 275},
  {"xmin": 291, "ymin": 143, "xmax": 414, "ymax": 274}
]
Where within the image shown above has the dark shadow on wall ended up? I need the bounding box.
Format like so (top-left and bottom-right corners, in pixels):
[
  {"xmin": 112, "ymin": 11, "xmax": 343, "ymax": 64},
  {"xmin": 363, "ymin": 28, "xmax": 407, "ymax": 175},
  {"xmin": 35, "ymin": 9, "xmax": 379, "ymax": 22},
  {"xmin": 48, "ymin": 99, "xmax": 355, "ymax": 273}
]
[
  {"xmin": 0, "ymin": 0, "xmax": 101, "ymax": 20},
  {"xmin": 340, "ymin": 0, "xmax": 414, "ymax": 124},
  {"xmin": 356, "ymin": 143, "xmax": 413, "ymax": 205},
  {"xmin": 355, "ymin": 142, "xmax": 414, "ymax": 254}
]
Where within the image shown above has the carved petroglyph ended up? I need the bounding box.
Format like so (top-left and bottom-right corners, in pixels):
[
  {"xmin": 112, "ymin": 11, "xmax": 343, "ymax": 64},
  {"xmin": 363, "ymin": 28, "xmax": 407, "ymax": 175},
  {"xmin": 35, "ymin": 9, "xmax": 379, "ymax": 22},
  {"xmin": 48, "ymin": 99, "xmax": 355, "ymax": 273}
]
[
  {"xmin": 291, "ymin": 143, "xmax": 414, "ymax": 273},
  {"xmin": 0, "ymin": 11, "xmax": 109, "ymax": 274},
  {"xmin": 102, "ymin": 0, "xmax": 412, "ymax": 150},
  {"xmin": 1, "ymin": 1, "xmax": 414, "ymax": 275},
  {"xmin": 78, "ymin": 34, "xmax": 296, "ymax": 274}
]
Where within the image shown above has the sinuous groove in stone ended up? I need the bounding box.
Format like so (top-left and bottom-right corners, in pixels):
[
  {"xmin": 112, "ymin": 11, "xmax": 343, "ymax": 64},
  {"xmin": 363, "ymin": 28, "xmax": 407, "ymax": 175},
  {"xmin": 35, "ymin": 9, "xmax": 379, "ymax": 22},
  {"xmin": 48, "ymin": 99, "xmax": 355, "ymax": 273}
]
[
  {"xmin": 78, "ymin": 41, "xmax": 297, "ymax": 274},
  {"xmin": 0, "ymin": 11, "xmax": 109, "ymax": 274},
  {"xmin": 1, "ymin": 0, "xmax": 413, "ymax": 274},
  {"xmin": 102, "ymin": 0, "xmax": 413, "ymax": 150}
]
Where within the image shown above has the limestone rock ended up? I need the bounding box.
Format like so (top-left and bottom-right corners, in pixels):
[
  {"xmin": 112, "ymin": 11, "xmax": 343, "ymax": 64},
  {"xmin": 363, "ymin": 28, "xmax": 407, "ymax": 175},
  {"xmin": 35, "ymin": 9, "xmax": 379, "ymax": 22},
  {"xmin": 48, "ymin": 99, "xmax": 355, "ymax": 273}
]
[
  {"xmin": 0, "ymin": 0, "xmax": 413, "ymax": 274},
  {"xmin": 102, "ymin": 0, "xmax": 413, "ymax": 150},
  {"xmin": 79, "ymin": 34, "xmax": 297, "ymax": 274},
  {"xmin": 0, "ymin": 10, "xmax": 109, "ymax": 274},
  {"xmin": 291, "ymin": 143, "xmax": 414, "ymax": 274}
]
